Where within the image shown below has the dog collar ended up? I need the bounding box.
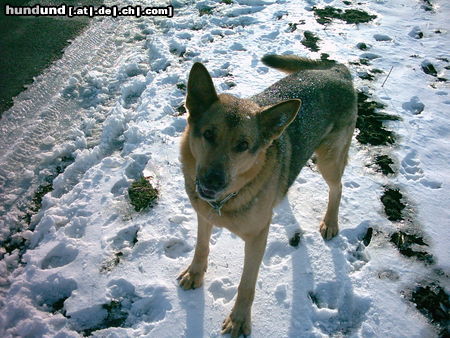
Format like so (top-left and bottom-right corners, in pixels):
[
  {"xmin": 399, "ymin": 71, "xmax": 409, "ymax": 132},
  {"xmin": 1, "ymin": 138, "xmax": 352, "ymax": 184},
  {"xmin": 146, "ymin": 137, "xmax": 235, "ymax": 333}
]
[{"xmin": 207, "ymin": 192, "xmax": 238, "ymax": 216}]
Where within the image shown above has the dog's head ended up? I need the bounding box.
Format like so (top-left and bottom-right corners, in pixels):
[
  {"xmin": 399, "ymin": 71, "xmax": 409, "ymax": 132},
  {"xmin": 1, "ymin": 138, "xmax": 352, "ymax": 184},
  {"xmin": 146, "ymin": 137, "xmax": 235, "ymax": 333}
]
[{"xmin": 185, "ymin": 62, "xmax": 301, "ymax": 202}]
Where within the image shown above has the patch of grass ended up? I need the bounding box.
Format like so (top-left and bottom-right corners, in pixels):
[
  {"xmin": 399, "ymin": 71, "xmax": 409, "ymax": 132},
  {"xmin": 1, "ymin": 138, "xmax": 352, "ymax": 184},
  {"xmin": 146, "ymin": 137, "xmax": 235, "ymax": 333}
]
[
  {"xmin": 420, "ymin": 0, "xmax": 433, "ymax": 11},
  {"xmin": 221, "ymin": 0, "xmax": 233, "ymax": 4},
  {"xmin": 410, "ymin": 284, "xmax": 449, "ymax": 336},
  {"xmin": 289, "ymin": 231, "xmax": 301, "ymax": 247},
  {"xmin": 390, "ymin": 231, "xmax": 434, "ymax": 264},
  {"xmin": 100, "ymin": 252, "xmax": 123, "ymax": 273},
  {"xmin": 371, "ymin": 68, "xmax": 384, "ymax": 74},
  {"xmin": 422, "ymin": 62, "xmax": 438, "ymax": 76},
  {"xmin": 82, "ymin": 300, "xmax": 128, "ymax": 336},
  {"xmin": 313, "ymin": 6, "xmax": 376, "ymax": 25},
  {"xmin": 51, "ymin": 296, "xmax": 69, "ymax": 314},
  {"xmin": 128, "ymin": 177, "xmax": 158, "ymax": 212},
  {"xmin": 359, "ymin": 72, "xmax": 374, "ymax": 81},
  {"xmin": 176, "ymin": 83, "xmax": 186, "ymax": 91},
  {"xmin": 177, "ymin": 104, "xmax": 187, "ymax": 116},
  {"xmin": 362, "ymin": 227, "xmax": 373, "ymax": 246},
  {"xmin": 20, "ymin": 182, "xmax": 54, "ymax": 226},
  {"xmin": 301, "ymin": 31, "xmax": 320, "ymax": 52},
  {"xmin": 375, "ymin": 155, "xmax": 395, "ymax": 175},
  {"xmin": 288, "ymin": 22, "xmax": 298, "ymax": 32},
  {"xmin": 381, "ymin": 188, "xmax": 405, "ymax": 221},
  {"xmin": 356, "ymin": 91, "xmax": 400, "ymax": 146},
  {"xmin": 199, "ymin": 7, "xmax": 213, "ymax": 16},
  {"xmin": 375, "ymin": 155, "xmax": 394, "ymax": 172},
  {"xmin": 356, "ymin": 42, "xmax": 369, "ymax": 50},
  {"xmin": 359, "ymin": 58, "xmax": 370, "ymax": 65}
]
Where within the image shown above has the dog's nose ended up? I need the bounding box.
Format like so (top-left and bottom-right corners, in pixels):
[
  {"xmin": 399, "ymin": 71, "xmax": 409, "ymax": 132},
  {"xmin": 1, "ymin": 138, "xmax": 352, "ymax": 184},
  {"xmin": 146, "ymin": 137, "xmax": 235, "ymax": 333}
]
[{"xmin": 201, "ymin": 168, "xmax": 226, "ymax": 192}]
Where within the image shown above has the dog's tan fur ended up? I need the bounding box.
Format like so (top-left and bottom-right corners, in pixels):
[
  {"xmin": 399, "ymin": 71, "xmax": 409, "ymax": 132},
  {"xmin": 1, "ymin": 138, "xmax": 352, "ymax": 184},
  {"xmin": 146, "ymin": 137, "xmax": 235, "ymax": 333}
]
[{"xmin": 178, "ymin": 55, "xmax": 357, "ymax": 337}]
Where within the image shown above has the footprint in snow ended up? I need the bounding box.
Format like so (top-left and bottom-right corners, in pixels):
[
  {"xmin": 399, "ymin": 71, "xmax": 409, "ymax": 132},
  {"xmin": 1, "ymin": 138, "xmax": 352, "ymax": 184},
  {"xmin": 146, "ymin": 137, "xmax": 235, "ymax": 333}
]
[
  {"xmin": 210, "ymin": 227, "xmax": 223, "ymax": 245},
  {"xmin": 400, "ymin": 150, "xmax": 442, "ymax": 189},
  {"xmin": 41, "ymin": 243, "xmax": 79, "ymax": 269},
  {"xmin": 275, "ymin": 283, "xmax": 290, "ymax": 308},
  {"xmin": 373, "ymin": 34, "xmax": 392, "ymax": 42},
  {"xmin": 309, "ymin": 280, "xmax": 371, "ymax": 335},
  {"xmin": 344, "ymin": 181, "xmax": 360, "ymax": 189},
  {"xmin": 33, "ymin": 274, "xmax": 77, "ymax": 313},
  {"xmin": 400, "ymin": 150, "xmax": 423, "ymax": 181},
  {"xmin": 64, "ymin": 216, "xmax": 88, "ymax": 238},
  {"xmin": 208, "ymin": 278, "xmax": 237, "ymax": 303},
  {"xmin": 263, "ymin": 238, "xmax": 294, "ymax": 266},
  {"xmin": 164, "ymin": 238, "xmax": 192, "ymax": 259},
  {"xmin": 109, "ymin": 224, "xmax": 140, "ymax": 251},
  {"xmin": 68, "ymin": 280, "xmax": 171, "ymax": 333},
  {"xmin": 402, "ymin": 96, "xmax": 424, "ymax": 115},
  {"xmin": 340, "ymin": 224, "xmax": 372, "ymax": 272}
]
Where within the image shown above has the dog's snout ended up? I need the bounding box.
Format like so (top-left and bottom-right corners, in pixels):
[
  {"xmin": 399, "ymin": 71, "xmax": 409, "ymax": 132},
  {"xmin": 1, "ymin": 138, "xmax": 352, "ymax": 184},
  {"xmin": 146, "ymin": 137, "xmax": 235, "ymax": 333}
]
[{"xmin": 202, "ymin": 168, "xmax": 226, "ymax": 191}]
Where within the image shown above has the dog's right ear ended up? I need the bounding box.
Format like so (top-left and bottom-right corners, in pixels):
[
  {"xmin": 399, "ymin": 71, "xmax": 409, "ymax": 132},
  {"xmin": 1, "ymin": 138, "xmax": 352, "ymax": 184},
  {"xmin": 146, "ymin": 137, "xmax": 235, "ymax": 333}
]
[{"xmin": 186, "ymin": 62, "xmax": 218, "ymax": 120}]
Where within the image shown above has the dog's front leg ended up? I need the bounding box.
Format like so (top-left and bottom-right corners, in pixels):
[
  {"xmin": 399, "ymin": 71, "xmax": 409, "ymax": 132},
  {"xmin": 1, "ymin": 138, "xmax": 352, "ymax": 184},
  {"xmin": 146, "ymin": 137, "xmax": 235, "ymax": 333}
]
[
  {"xmin": 178, "ymin": 214, "xmax": 212, "ymax": 289},
  {"xmin": 222, "ymin": 225, "xmax": 269, "ymax": 337}
]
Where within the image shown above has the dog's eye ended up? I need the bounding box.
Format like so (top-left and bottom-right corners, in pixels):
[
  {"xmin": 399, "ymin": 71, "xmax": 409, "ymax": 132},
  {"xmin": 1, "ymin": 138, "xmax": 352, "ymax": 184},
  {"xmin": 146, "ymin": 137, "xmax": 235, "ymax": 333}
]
[
  {"xmin": 203, "ymin": 130, "xmax": 214, "ymax": 141},
  {"xmin": 235, "ymin": 141, "xmax": 249, "ymax": 152}
]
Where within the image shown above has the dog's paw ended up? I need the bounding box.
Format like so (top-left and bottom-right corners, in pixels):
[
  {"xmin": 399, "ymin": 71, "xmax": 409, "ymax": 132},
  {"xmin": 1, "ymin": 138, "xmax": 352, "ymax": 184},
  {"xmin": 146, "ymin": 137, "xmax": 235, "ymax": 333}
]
[
  {"xmin": 320, "ymin": 221, "xmax": 339, "ymax": 240},
  {"xmin": 177, "ymin": 266, "xmax": 205, "ymax": 290},
  {"xmin": 222, "ymin": 309, "xmax": 251, "ymax": 337}
]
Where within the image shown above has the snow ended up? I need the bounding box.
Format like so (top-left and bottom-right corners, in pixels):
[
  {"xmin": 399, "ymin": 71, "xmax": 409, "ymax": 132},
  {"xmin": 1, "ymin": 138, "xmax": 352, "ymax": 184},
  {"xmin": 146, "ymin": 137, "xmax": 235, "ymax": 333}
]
[{"xmin": 0, "ymin": 0, "xmax": 449, "ymax": 337}]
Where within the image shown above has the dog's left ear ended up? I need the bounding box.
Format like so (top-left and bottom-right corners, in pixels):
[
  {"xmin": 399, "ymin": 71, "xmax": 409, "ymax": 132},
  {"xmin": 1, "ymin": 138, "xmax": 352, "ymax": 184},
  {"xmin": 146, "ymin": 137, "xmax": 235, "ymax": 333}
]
[
  {"xmin": 258, "ymin": 99, "xmax": 301, "ymax": 141},
  {"xmin": 186, "ymin": 62, "xmax": 218, "ymax": 120}
]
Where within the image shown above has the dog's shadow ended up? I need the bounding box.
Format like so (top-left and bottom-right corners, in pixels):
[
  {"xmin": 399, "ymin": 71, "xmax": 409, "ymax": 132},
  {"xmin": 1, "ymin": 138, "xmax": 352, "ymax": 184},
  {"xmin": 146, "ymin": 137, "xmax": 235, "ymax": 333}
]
[
  {"xmin": 177, "ymin": 285, "xmax": 205, "ymax": 337},
  {"xmin": 275, "ymin": 197, "xmax": 370, "ymax": 337}
]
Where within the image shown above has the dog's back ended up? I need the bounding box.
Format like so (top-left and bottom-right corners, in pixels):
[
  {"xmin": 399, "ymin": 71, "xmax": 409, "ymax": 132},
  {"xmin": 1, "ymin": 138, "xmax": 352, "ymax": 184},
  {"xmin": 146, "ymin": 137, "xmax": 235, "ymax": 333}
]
[{"xmin": 251, "ymin": 55, "xmax": 357, "ymax": 190}]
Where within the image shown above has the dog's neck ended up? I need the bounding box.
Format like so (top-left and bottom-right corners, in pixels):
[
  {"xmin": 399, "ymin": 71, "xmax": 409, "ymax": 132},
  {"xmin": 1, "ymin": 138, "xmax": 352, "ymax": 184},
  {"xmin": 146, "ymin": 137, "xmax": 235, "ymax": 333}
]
[{"xmin": 206, "ymin": 192, "xmax": 238, "ymax": 216}]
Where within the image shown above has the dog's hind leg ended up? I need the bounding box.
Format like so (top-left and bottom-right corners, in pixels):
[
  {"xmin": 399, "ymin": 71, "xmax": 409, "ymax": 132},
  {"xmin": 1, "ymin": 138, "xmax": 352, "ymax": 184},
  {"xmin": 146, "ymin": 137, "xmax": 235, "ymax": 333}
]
[
  {"xmin": 315, "ymin": 124, "xmax": 354, "ymax": 240},
  {"xmin": 178, "ymin": 215, "xmax": 213, "ymax": 289}
]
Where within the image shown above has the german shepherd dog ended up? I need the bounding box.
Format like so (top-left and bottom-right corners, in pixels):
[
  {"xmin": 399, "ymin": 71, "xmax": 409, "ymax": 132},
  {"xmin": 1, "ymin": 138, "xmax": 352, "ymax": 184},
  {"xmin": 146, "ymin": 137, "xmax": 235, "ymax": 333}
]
[{"xmin": 178, "ymin": 54, "xmax": 357, "ymax": 337}]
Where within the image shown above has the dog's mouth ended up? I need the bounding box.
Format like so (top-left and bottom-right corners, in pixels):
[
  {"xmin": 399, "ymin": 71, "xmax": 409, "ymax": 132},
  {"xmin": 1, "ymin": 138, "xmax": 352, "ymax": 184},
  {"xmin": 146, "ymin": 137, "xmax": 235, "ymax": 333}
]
[{"xmin": 196, "ymin": 182, "xmax": 220, "ymax": 201}]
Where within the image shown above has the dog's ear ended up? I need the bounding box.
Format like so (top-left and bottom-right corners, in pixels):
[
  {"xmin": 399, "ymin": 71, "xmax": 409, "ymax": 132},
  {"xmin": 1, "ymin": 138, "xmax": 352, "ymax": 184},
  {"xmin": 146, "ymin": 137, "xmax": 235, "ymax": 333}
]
[
  {"xmin": 186, "ymin": 62, "xmax": 218, "ymax": 120},
  {"xmin": 258, "ymin": 99, "xmax": 301, "ymax": 141}
]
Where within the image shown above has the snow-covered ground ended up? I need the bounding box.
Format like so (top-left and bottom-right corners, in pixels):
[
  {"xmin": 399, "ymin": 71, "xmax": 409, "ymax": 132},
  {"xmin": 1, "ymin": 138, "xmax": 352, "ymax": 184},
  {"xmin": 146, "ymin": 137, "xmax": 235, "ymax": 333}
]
[{"xmin": 0, "ymin": 0, "xmax": 449, "ymax": 337}]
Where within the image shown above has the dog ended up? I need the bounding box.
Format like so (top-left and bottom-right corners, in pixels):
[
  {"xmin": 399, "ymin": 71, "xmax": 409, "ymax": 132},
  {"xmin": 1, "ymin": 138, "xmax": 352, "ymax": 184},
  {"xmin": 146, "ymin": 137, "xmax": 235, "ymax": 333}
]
[{"xmin": 178, "ymin": 54, "xmax": 357, "ymax": 337}]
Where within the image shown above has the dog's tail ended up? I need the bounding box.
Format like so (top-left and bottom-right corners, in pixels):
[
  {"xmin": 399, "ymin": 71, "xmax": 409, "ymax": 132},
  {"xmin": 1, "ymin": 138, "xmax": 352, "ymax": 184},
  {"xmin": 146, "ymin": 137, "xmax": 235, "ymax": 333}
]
[{"xmin": 261, "ymin": 54, "xmax": 336, "ymax": 74}]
